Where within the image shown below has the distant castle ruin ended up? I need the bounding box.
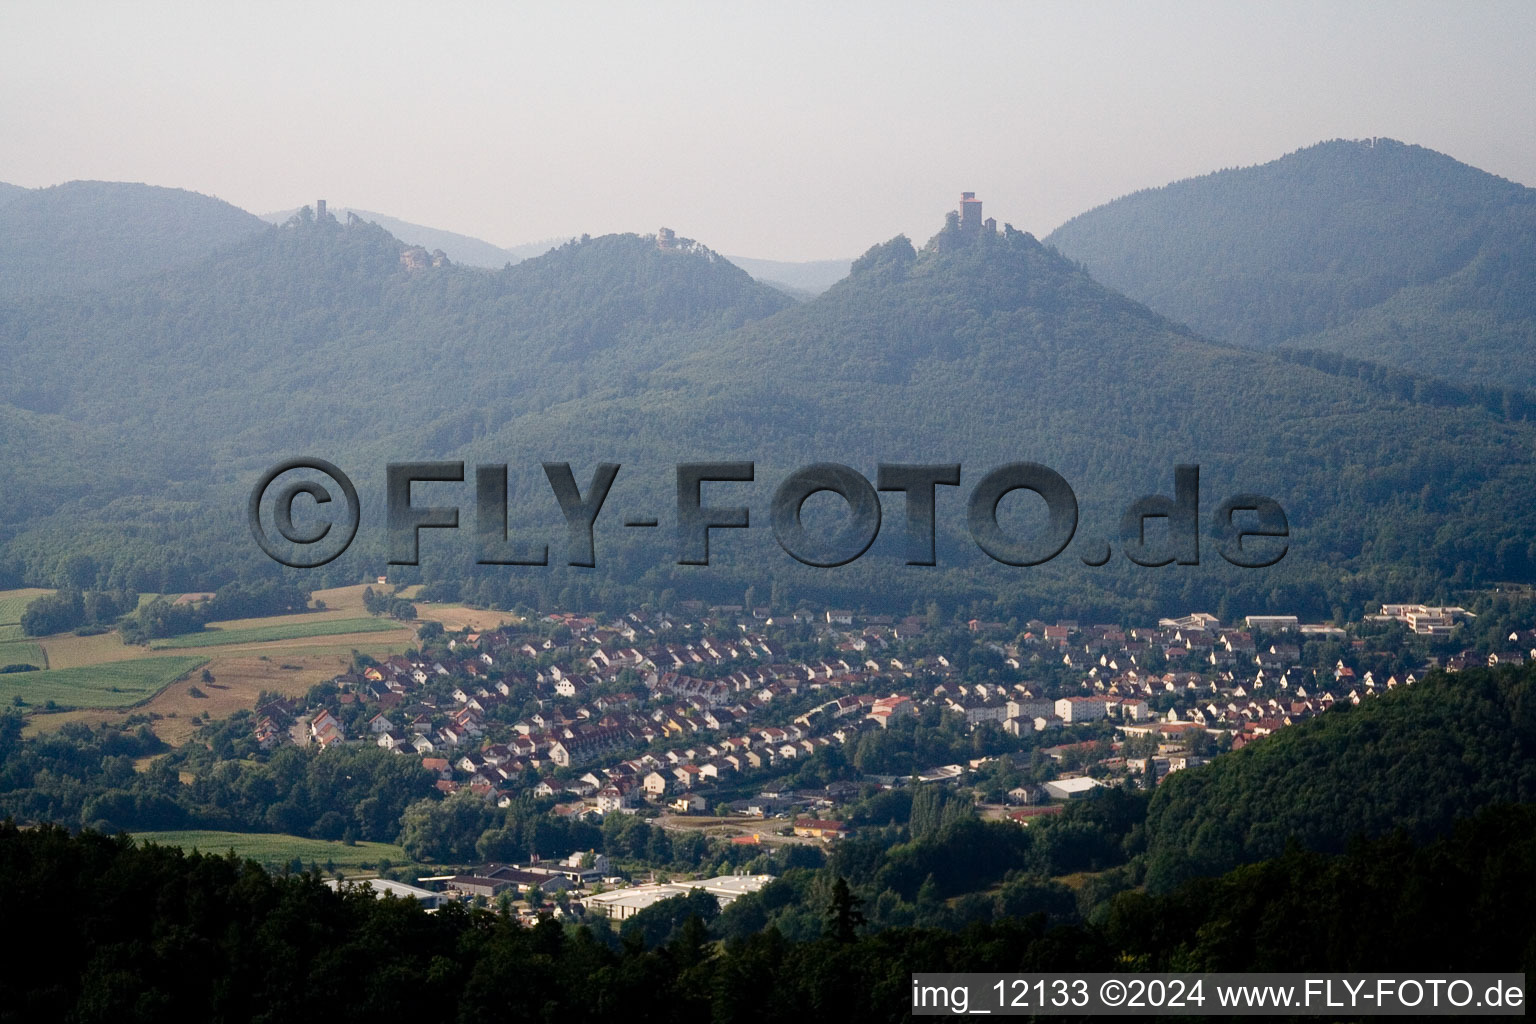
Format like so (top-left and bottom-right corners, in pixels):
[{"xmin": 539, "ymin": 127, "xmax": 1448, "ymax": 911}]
[
  {"xmin": 935, "ymin": 193, "xmax": 999, "ymax": 251},
  {"xmin": 958, "ymin": 192, "xmax": 997, "ymax": 238}
]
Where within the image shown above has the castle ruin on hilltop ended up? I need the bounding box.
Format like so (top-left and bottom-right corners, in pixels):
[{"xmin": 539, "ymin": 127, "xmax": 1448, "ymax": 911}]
[{"xmin": 958, "ymin": 191, "xmax": 998, "ymax": 239}]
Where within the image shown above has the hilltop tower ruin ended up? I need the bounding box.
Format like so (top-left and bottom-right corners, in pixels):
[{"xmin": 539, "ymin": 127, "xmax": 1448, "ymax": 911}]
[{"xmin": 959, "ymin": 192, "xmax": 982, "ymax": 238}]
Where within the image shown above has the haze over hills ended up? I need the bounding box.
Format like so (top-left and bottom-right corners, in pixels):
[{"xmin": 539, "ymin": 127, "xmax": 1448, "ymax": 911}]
[
  {"xmin": 0, "ymin": 181, "xmax": 268, "ymax": 301},
  {"xmin": 2, "ymin": 181, "xmax": 1535, "ymax": 618},
  {"xmin": 0, "ymin": 210, "xmax": 797, "ymax": 589},
  {"xmin": 256, "ymin": 206, "xmax": 565, "ymax": 268},
  {"xmin": 256, "ymin": 206, "xmax": 853, "ymax": 294},
  {"xmin": 1045, "ymin": 138, "xmax": 1536, "ymax": 389},
  {"xmin": 717, "ymin": 255, "xmax": 851, "ymax": 296},
  {"xmin": 0, "ymin": 212, "xmax": 791, "ymax": 469}
]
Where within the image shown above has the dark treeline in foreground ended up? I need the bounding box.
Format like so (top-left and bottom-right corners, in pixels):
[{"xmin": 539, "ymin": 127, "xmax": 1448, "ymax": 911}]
[{"xmin": 1, "ymin": 806, "xmax": 1533, "ymax": 1024}]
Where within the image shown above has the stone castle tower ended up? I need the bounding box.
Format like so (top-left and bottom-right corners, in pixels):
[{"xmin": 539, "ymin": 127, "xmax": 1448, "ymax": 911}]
[{"xmin": 959, "ymin": 192, "xmax": 982, "ymax": 237}]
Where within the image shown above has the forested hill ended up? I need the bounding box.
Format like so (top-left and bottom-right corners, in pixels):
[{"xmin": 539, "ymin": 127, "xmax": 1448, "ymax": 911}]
[
  {"xmin": 0, "ymin": 214, "xmax": 792, "ymax": 454},
  {"xmin": 3, "ymin": 205, "xmax": 1536, "ymax": 618},
  {"xmin": 1142, "ymin": 663, "xmax": 1536, "ymax": 892},
  {"xmin": 0, "ymin": 182, "xmax": 28, "ymax": 208},
  {"xmin": 1045, "ymin": 138, "xmax": 1536, "ymax": 388},
  {"xmin": 0, "ymin": 212, "xmax": 797, "ymax": 589},
  {"xmin": 551, "ymin": 217, "xmax": 1536, "ymax": 613},
  {"xmin": 0, "ymin": 181, "xmax": 269, "ymax": 300},
  {"xmin": 260, "ymin": 205, "xmax": 525, "ymax": 268}
]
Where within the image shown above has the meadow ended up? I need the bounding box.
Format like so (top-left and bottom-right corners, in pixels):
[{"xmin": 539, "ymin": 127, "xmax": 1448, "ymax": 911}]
[
  {"xmin": 0, "ymin": 640, "xmax": 47, "ymax": 669},
  {"xmin": 23, "ymin": 648, "xmax": 407, "ymax": 744},
  {"xmin": 0, "ymin": 655, "xmax": 207, "ymax": 710},
  {"xmin": 152, "ymin": 617, "xmax": 400, "ymax": 649},
  {"xmin": 0, "ymin": 588, "xmax": 53, "ymax": 626},
  {"xmin": 130, "ymin": 829, "xmax": 412, "ymax": 872},
  {"xmin": 11, "ymin": 583, "xmax": 428, "ymax": 745}
]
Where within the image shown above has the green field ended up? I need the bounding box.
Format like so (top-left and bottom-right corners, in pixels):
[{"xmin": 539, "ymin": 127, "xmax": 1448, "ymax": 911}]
[
  {"xmin": 132, "ymin": 830, "xmax": 413, "ymax": 872},
  {"xmin": 151, "ymin": 617, "xmax": 401, "ymax": 649},
  {"xmin": 0, "ymin": 591, "xmax": 47, "ymax": 626},
  {"xmin": 0, "ymin": 640, "xmax": 47, "ymax": 669},
  {"xmin": 0, "ymin": 623, "xmax": 27, "ymax": 642},
  {"xmin": 0, "ymin": 655, "xmax": 206, "ymax": 709}
]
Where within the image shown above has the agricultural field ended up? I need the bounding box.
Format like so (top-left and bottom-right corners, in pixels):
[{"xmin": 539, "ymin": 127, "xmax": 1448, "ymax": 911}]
[
  {"xmin": 263, "ymin": 582, "xmax": 519, "ymax": 633},
  {"xmin": 341, "ymin": 581, "xmax": 520, "ymax": 632},
  {"xmin": 309, "ymin": 583, "xmax": 374, "ymax": 616},
  {"xmin": 15, "ymin": 581, "xmax": 416, "ymax": 745},
  {"xmin": 199, "ymin": 582, "xmax": 376, "ymax": 628},
  {"xmin": 23, "ymin": 648, "xmax": 403, "ymax": 744},
  {"xmin": 130, "ymin": 830, "xmax": 413, "ymax": 873},
  {"xmin": 152, "ymin": 617, "xmax": 400, "ymax": 649},
  {"xmin": 150, "ymin": 584, "xmax": 378, "ymax": 639},
  {"xmin": 416, "ymin": 603, "xmax": 521, "ymax": 632},
  {"xmin": 40, "ymin": 629, "xmax": 159, "ymax": 669},
  {"xmin": 0, "ymin": 587, "xmax": 53, "ymax": 627},
  {"xmin": 1, "ymin": 655, "xmax": 207, "ymax": 710},
  {"xmin": 0, "ymin": 640, "xmax": 47, "ymax": 669}
]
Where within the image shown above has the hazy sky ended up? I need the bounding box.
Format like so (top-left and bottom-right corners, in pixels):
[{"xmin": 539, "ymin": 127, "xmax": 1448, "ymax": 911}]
[{"xmin": 2, "ymin": 2, "xmax": 1533, "ymax": 260}]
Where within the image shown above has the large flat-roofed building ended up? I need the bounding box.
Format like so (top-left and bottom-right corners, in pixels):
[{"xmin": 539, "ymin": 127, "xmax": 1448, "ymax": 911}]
[
  {"xmin": 1245, "ymin": 615, "xmax": 1299, "ymax": 632},
  {"xmin": 1043, "ymin": 776, "xmax": 1101, "ymax": 801},
  {"xmin": 1054, "ymin": 696, "xmax": 1109, "ymax": 723},
  {"xmin": 447, "ymin": 874, "xmax": 513, "ymax": 899},
  {"xmin": 1160, "ymin": 612, "xmax": 1221, "ymax": 631},
  {"xmin": 1376, "ymin": 605, "xmax": 1472, "ymax": 635},
  {"xmin": 487, "ymin": 868, "xmax": 572, "ymax": 894},
  {"xmin": 580, "ymin": 885, "xmax": 683, "ymax": 920},
  {"xmin": 581, "ymin": 874, "xmax": 775, "ymax": 921},
  {"xmin": 325, "ymin": 877, "xmax": 445, "ymax": 910}
]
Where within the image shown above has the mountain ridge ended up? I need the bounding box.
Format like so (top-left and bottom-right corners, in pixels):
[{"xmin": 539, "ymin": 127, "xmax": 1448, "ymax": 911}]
[
  {"xmin": 2, "ymin": 166, "xmax": 1534, "ymax": 618},
  {"xmin": 255, "ymin": 205, "xmax": 854, "ymax": 293},
  {"xmin": 0, "ymin": 181, "xmax": 268, "ymax": 300},
  {"xmin": 1045, "ymin": 137, "xmax": 1536, "ymax": 387}
]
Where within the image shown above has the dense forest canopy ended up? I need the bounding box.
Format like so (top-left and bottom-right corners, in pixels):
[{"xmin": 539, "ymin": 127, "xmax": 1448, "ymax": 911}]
[
  {"xmin": 1142, "ymin": 664, "xmax": 1536, "ymax": 890},
  {"xmin": 1046, "ymin": 138, "xmax": 1536, "ymax": 388},
  {"xmin": 0, "ymin": 181, "xmax": 268, "ymax": 301},
  {"xmin": 2, "ymin": 143, "xmax": 1536, "ymax": 623}
]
